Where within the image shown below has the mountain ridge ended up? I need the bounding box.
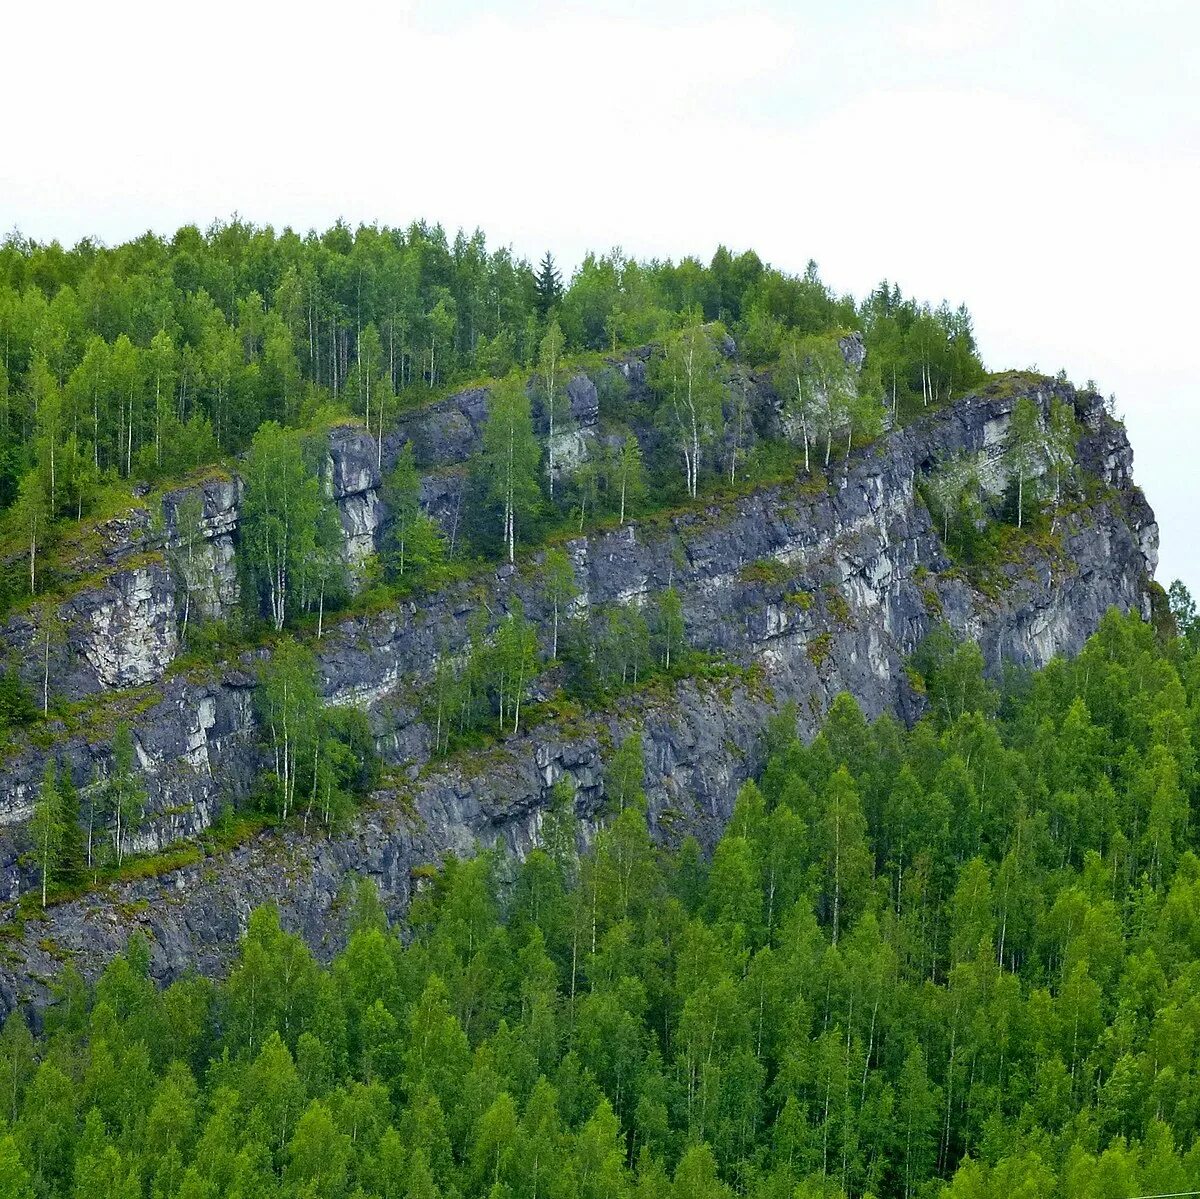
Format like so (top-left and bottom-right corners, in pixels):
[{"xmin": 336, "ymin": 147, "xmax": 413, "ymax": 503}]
[{"xmin": 0, "ymin": 362, "xmax": 1157, "ymax": 1015}]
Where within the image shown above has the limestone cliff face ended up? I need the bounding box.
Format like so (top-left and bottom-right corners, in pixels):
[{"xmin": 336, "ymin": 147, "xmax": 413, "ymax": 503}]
[{"xmin": 0, "ymin": 373, "xmax": 1157, "ymax": 1014}]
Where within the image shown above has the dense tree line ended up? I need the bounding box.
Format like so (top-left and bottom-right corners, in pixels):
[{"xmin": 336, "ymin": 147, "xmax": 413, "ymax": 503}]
[
  {"xmin": 0, "ymin": 221, "xmax": 984, "ymax": 609},
  {"xmin": 3, "ymin": 606, "xmax": 1200, "ymax": 1196}
]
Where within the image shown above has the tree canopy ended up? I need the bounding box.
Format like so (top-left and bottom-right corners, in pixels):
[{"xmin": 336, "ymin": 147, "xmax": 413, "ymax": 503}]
[{"xmin": 7, "ymin": 608, "xmax": 1200, "ymax": 1197}]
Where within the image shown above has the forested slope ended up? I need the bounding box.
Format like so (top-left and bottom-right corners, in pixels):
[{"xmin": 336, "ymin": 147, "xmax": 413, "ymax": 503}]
[
  {"xmin": 1, "ymin": 610, "xmax": 1199, "ymax": 1198},
  {"xmin": 0, "ymin": 220, "xmax": 1159, "ymax": 1015},
  {"xmin": 0, "ymin": 365, "xmax": 1157, "ymax": 1011},
  {"xmin": 0, "ymin": 218, "xmax": 976, "ymax": 549}
]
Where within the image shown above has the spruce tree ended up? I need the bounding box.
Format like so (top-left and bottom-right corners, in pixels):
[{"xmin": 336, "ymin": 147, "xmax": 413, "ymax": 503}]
[{"xmin": 534, "ymin": 252, "xmax": 563, "ymax": 316}]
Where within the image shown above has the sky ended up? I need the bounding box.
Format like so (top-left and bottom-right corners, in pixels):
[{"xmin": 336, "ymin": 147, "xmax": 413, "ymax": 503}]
[{"xmin": 3, "ymin": 0, "xmax": 1197, "ymax": 583}]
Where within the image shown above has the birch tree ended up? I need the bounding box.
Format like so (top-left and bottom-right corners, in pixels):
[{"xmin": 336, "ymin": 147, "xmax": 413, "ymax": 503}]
[
  {"xmin": 654, "ymin": 587, "xmax": 686, "ymax": 672},
  {"xmin": 538, "ymin": 319, "xmax": 566, "ymax": 499},
  {"xmin": 605, "ymin": 733, "xmax": 645, "ymax": 813},
  {"xmin": 10, "ymin": 473, "xmax": 48, "ymax": 595},
  {"xmin": 33, "ymin": 600, "xmax": 65, "ymax": 715},
  {"xmin": 776, "ymin": 334, "xmax": 857, "ymax": 471},
  {"xmin": 147, "ymin": 329, "xmax": 176, "ymax": 470},
  {"xmin": 30, "ymin": 358, "xmax": 61, "ymax": 514},
  {"xmin": 256, "ymin": 638, "xmax": 321, "ymax": 824},
  {"xmin": 239, "ymin": 423, "xmax": 329, "ymax": 630},
  {"xmin": 165, "ymin": 491, "xmax": 207, "ymax": 640},
  {"xmin": 615, "ymin": 432, "xmax": 645, "ymax": 526},
  {"xmin": 30, "ymin": 762, "xmax": 63, "ymax": 907},
  {"xmin": 298, "ymin": 500, "xmax": 345, "ymax": 640},
  {"xmin": 923, "ymin": 453, "xmax": 979, "ymax": 542},
  {"xmin": 542, "ymin": 548, "xmax": 577, "ymax": 661},
  {"xmin": 109, "ymin": 334, "xmax": 141, "ymax": 477},
  {"xmin": 776, "ymin": 335, "xmax": 819, "ymax": 472},
  {"xmin": 104, "ymin": 724, "xmax": 145, "ymax": 867},
  {"xmin": 382, "ymin": 442, "xmax": 443, "ymax": 582},
  {"xmin": 817, "ymin": 766, "xmax": 871, "ymax": 946},
  {"xmin": 493, "ymin": 600, "xmax": 538, "ymax": 735},
  {"xmin": 1045, "ymin": 398, "xmax": 1078, "ymax": 526},
  {"xmin": 810, "ymin": 341, "xmax": 857, "ymax": 467},
  {"xmin": 481, "ymin": 376, "xmax": 541, "ymax": 564},
  {"xmin": 655, "ymin": 320, "xmax": 723, "ymax": 499}
]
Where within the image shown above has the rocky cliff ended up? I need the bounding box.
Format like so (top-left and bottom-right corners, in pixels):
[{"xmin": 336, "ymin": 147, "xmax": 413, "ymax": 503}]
[{"xmin": 0, "ymin": 367, "xmax": 1157, "ymax": 1014}]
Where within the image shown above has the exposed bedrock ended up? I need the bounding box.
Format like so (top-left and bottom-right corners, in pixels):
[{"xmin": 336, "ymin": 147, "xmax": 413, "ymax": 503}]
[{"xmin": 0, "ymin": 374, "xmax": 1157, "ymax": 1013}]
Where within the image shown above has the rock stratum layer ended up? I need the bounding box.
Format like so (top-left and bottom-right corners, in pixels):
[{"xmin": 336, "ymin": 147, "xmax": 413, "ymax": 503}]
[{"xmin": 0, "ymin": 368, "xmax": 1157, "ymax": 1014}]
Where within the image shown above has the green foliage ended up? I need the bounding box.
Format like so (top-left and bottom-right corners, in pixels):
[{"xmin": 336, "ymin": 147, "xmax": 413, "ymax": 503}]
[
  {"xmin": 604, "ymin": 732, "xmax": 646, "ymax": 814},
  {"xmin": 910, "ymin": 623, "xmax": 997, "ymax": 726},
  {"xmin": 542, "ymin": 547, "xmax": 578, "ymax": 662},
  {"xmin": 427, "ymin": 600, "xmax": 543, "ymax": 750},
  {"xmin": 162, "ymin": 489, "xmax": 208, "ymax": 637},
  {"xmin": 1169, "ymin": 579, "xmax": 1197, "ymax": 640},
  {"xmin": 28, "ymin": 761, "xmax": 63, "ymax": 908},
  {"xmin": 918, "ymin": 396, "xmax": 1079, "ymax": 573},
  {"xmin": 0, "ymin": 666, "xmax": 36, "ymax": 733},
  {"xmin": 653, "ymin": 586, "xmax": 686, "ymax": 672},
  {"xmin": 11, "ymin": 609, "xmax": 1200, "ymax": 1197},
  {"xmin": 738, "ymin": 557, "xmax": 794, "ymax": 587},
  {"xmin": 102, "ymin": 723, "xmax": 146, "ymax": 868},
  {"xmin": 0, "ymin": 222, "xmax": 987, "ymax": 628},
  {"xmin": 611, "ymin": 431, "xmax": 646, "ymax": 528},
  {"xmin": 775, "ymin": 332, "xmax": 852, "ymax": 471},
  {"xmin": 1007, "ymin": 396, "xmax": 1043, "ymax": 529},
  {"xmin": 254, "ymin": 636, "xmax": 376, "ymax": 827},
  {"xmin": 479, "ymin": 374, "xmax": 542, "ymax": 563},
  {"xmin": 238, "ymin": 422, "xmax": 343, "ymax": 630},
  {"xmin": 860, "ymin": 282, "xmax": 986, "ymax": 419},
  {"xmin": 651, "ymin": 317, "xmax": 725, "ymax": 498},
  {"xmin": 534, "ymin": 251, "xmax": 564, "ymax": 317},
  {"xmin": 381, "ymin": 442, "xmax": 444, "ymax": 584}
]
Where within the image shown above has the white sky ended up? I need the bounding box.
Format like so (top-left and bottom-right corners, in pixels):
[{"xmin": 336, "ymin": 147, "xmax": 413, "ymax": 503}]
[{"xmin": 3, "ymin": 0, "xmax": 1197, "ymax": 585}]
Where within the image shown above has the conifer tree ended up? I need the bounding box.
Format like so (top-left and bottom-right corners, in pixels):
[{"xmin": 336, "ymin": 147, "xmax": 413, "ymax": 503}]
[{"xmin": 534, "ymin": 252, "xmax": 563, "ymax": 317}]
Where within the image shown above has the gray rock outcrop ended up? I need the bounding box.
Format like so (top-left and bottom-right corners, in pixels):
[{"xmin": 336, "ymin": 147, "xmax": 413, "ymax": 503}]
[{"xmin": 0, "ymin": 372, "xmax": 1157, "ymax": 1014}]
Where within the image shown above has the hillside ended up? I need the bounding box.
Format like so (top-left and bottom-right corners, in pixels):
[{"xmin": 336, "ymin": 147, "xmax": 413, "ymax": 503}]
[
  {"xmin": 1, "ymin": 610, "xmax": 1199, "ymax": 1198},
  {"xmin": 0, "ymin": 349, "xmax": 1157, "ymax": 1012},
  {"xmin": 0, "ymin": 222, "xmax": 1182, "ymax": 1199}
]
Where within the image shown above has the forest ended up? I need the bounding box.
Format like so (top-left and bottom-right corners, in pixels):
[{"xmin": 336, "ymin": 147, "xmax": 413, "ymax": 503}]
[
  {"xmin": 0, "ymin": 605, "xmax": 1198, "ymax": 1198},
  {"xmin": 0, "ymin": 219, "xmax": 986, "ymax": 616}
]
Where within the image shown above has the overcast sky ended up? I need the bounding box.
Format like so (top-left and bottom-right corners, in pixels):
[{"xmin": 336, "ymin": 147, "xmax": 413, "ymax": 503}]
[{"xmin": 3, "ymin": 0, "xmax": 1197, "ymax": 584}]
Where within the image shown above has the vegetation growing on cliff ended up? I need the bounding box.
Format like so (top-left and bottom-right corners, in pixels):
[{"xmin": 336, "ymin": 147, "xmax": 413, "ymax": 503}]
[
  {"xmin": 2, "ymin": 609, "xmax": 1198, "ymax": 1196},
  {"xmin": 917, "ymin": 393, "xmax": 1080, "ymax": 573},
  {"xmin": 0, "ymin": 220, "xmax": 985, "ymax": 613}
]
